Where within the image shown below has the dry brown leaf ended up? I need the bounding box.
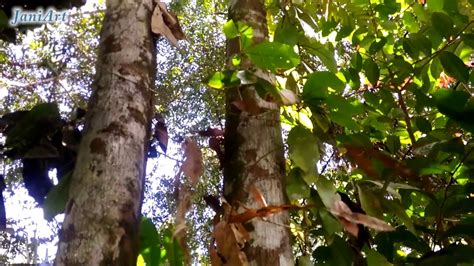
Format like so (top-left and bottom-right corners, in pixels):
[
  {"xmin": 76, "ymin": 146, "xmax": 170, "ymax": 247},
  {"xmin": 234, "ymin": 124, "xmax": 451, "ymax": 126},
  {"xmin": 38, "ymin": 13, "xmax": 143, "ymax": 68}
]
[
  {"xmin": 212, "ymin": 221, "xmax": 249, "ymax": 266},
  {"xmin": 158, "ymin": 2, "xmax": 186, "ymax": 40},
  {"xmin": 151, "ymin": 0, "xmax": 178, "ymax": 47},
  {"xmin": 181, "ymin": 138, "xmax": 203, "ymax": 185},
  {"xmin": 330, "ymin": 199, "xmax": 394, "ymax": 235},
  {"xmin": 249, "ymin": 185, "xmax": 267, "ymax": 208}
]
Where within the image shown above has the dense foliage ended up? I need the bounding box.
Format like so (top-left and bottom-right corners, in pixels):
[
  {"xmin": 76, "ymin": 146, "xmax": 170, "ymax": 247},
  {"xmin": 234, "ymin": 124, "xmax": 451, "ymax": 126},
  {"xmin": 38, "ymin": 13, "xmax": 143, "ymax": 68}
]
[{"xmin": 1, "ymin": 0, "xmax": 474, "ymax": 264}]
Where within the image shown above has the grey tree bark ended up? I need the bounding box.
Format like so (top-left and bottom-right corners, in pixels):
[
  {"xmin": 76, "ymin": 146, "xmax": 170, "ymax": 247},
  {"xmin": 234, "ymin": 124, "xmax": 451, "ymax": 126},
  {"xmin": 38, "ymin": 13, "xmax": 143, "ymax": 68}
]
[
  {"xmin": 223, "ymin": 0, "xmax": 294, "ymax": 265},
  {"xmin": 55, "ymin": 0, "xmax": 156, "ymax": 264}
]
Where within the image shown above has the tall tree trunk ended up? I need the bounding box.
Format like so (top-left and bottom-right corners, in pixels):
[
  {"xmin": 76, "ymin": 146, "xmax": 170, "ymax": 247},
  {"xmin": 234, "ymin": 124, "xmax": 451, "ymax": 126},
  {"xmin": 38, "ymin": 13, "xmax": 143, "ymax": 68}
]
[
  {"xmin": 55, "ymin": 0, "xmax": 155, "ymax": 264},
  {"xmin": 223, "ymin": 0, "xmax": 293, "ymax": 265}
]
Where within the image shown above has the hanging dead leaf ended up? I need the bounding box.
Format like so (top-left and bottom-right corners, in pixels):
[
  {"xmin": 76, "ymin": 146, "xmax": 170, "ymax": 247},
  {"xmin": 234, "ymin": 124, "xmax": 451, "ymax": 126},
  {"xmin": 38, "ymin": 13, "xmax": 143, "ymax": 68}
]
[
  {"xmin": 158, "ymin": 2, "xmax": 186, "ymax": 40},
  {"xmin": 211, "ymin": 221, "xmax": 249, "ymax": 266},
  {"xmin": 181, "ymin": 138, "xmax": 203, "ymax": 185},
  {"xmin": 151, "ymin": 0, "xmax": 185, "ymax": 47},
  {"xmin": 330, "ymin": 199, "xmax": 394, "ymax": 236},
  {"xmin": 154, "ymin": 113, "xmax": 168, "ymax": 153}
]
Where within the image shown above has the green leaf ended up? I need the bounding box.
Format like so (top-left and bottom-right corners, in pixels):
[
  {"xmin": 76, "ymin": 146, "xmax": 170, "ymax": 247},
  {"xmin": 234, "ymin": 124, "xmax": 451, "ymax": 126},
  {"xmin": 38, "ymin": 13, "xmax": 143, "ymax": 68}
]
[
  {"xmin": 462, "ymin": 33, "xmax": 474, "ymax": 48},
  {"xmin": 274, "ymin": 18, "xmax": 303, "ymax": 46},
  {"xmin": 366, "ymin": 249, "xmax": 392, "ymax": 266},
  {"xmin": 204, "ymin": 70, "xmax": 240, "ymax": 89},
  {"xmin": 43, "ymin": 172, "xmax": 72, "ymax": 220},
  {"xmin": 431, "ymin": 12, "xmax": 454, "ymax": 38},
  {"xmin": 358, "ymin": 185, "xmax": 384, "ymax": 219},
  {"xmin": 0, "ymin": 10, "xmax": 8, "ymax": 28},
  {"xmin": 369, "ymin": 37, "xmax": 387, "ymax": 54},
  {"xmin": 383, "ymin": 198, "xmax": 416, "ymax": 234},
  {"xmin": 223, "ymin": 20, "xmax": 239, "ymax": 39},
  {"xmin": 403, "ymin": 12, "xmax": 419, "ymax": 33},
  {"xmin": 386, "ymin": 135, "xmax": 401, "ymax": 154},
  {"xmin": 139, "ymin": 217, "xmax": 163, "ymax": 266},
  {"xmin": 438, "ymin": 51, "xmax": 469, "ymax": 83},
  {"xmin": 417, "ymin": 245, "xmax": 474, "ymax": 266},
  {"xmin": 287, "ymin": 126, "xmax": 319, "ymax": 173},
  {"xmin": 415, "ymin": 117, "xmax": 432, "ymax": 133},
  {"xmin": 302, "ymin": 71, "xmax": 345, "ymax": 104},
  {"xmin": 5, "ymin": 103, "xmax": 61, "ymax": 148},
  {"xmin": 162, "ymin": 227, "xmax": 184, "ymax": 266},
  {"xmin": 427, "ymin": 0, "xmax": 444, "ymax": 11},
  {"xmin": 245, "ymin": 41, "xmax": 300, "ymax": 71},
  {"xmin": 303, "ymin": 39, "xmax": 337, "ymax": 72},
  {"xmin": 315, "ymin": 176, "xmax": 338, "ymax": 208},
  {"xmin": 286, "ymin": 168, "xmax": 311, "ymax": 200},
  {"xmin": 364, "ymin": 59, "xmax": 380, "ymax": 85},
  {"xmin": 319, "ymin": 209, "xmax": 343, "ymax": 235}
]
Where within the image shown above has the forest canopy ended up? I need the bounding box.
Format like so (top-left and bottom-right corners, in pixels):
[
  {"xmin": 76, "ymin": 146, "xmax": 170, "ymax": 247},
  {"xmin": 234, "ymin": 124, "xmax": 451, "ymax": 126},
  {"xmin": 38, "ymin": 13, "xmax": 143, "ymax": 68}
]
[{"xmin": 0, "ymin": 0, "xmax": 474, "ymax": 265}]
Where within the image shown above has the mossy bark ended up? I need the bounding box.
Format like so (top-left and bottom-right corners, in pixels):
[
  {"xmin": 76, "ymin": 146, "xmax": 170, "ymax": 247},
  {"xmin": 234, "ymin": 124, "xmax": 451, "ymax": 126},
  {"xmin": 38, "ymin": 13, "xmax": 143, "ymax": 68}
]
[
  {"xmin": 55, "ymin": 0, "xmax": 155, "ymax": 264},
  {"xmin": 223, "ymin": 0, "xmax": 293, "ymax": 265}
]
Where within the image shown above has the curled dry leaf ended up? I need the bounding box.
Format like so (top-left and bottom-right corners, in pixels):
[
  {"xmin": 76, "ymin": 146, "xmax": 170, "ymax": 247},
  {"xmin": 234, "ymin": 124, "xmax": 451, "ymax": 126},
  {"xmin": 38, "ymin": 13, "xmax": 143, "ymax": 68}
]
[
  {"xmin": 330, "ymin": 199, "xmax": 394, "ymax": 237},
  {"xmin": 211, "ymin": 221, "xmax": 249, "ymax": 266},
  {"xmin": 181, "ymin": 138, "xmax": 203, "ymax": 185},
  {"xmin": 151, "ymin": 0, "xmax": 185, "ymax": 47}
]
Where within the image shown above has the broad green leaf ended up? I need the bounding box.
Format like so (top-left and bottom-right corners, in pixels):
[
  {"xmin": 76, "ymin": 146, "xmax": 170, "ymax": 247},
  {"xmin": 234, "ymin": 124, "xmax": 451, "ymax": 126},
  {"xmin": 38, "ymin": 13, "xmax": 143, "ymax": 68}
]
[
  {"xmin": 319, "ymin": 209, "xmax": 342, "ymax": 235},
  {"xmin": 162, "ymin": 227, "xmax": 184, "ymax": 266},
  {"xmin": 415, "ymin": 117, "xmax": 432, "ymax": 133},
  {"xmin": 274, "ymin": 18, "xmax": 303, "ymax": 45},
  {"xmin": 438, "ymin": 51, "xmax": 469, "ymax": 83},
  {"xmin": 286, "ymin": 168, "xmax": 311, "ymax": 200},
  {"xmin": 302, "ymin": 71, "xmax": 345, "ymax": 102},
  {"xmin": 366, "ymin": 249, "xmax": 392, "ymax": 266},
  {"xmin": 0, "ymin": 10, "xmax": 8, "ymax": 28},
  {"xmin": 223, "ymin": 20, "xmax": 239, "ymax": 39},
  {"xmin": 427, "ymin": 0, "xmax": 444, "ymax": 11},
  {"xmin": 358, "ymin": 185, "xmax": 383, "ymax": 219},
  {"xmin": 386, "ymin": 135, "xmax": 401, "ymax": 154},
  {"xmin": 431, "ymin": 12, "xmax": 454, "ymax": 38},
  {"xmin": 462, "ymin": 33, "xmax": 474, "ymax": 48},
  {"xmin": 369, "ymin": 37, "xmax": 387, "ymax": 54},
  {"xmin": 315, "ymin": 176, "xmax": 338, "ymax": 208},
  {"xmin": 5, "ymin": 103, "xmax": 61, "ymax": 148},
  {"xmin": 402, "ymin": 12, "xmax": 419, "ymax": 33},
  {"xmin": 245, "ymin": 41, "xmax": 300, "ymax": 71},
  {"xmin": 287, "ymin": 126, "xmax": 319, "ymax": 173},
  {"xmin": 204, "ymin": 70, "xmax": 239, "ymax": 89},
  {"xmin": 303, "ymin": 40, "xmax": 337, "ymax": 72},
  {"xmin": 383, "ymin": 198, "xmax": 415, "ymax": 234},
  {"xmin": 434, "ymin": 90, "xmax": 474, "ymax": 127},
  {"xmin": 416, "ymin": 245, "xmax": 474, "ymax": 265},
  {"xmin": 364, "ymin": 59, "xmax": 380, "ymax": 85},
  {"xmin": 43, "ymin": 172, "xmax": 72, "ymax": 220},
  {"xmin": 139, "ymin": 217, "xmax": 163, "ymax": 266}
]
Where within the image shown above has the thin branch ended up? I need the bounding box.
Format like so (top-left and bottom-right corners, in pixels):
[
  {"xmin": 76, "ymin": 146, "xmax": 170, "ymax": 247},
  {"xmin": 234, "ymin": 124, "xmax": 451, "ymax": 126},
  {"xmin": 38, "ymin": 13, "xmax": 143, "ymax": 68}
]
[{"xmin": 397, "ymin": 90, "xmax": 416, "ymax": 145}]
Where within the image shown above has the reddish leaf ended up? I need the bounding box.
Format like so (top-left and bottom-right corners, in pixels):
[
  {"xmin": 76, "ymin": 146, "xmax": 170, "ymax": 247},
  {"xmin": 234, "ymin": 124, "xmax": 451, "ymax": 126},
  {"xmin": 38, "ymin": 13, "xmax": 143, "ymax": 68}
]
[
  {"xmin": 181, "ymin": 138, "xmax": 203, "ymax": 185},
  {"xmin": 249, "ymin": 185, "xmax": 267, "ymax": 207}
]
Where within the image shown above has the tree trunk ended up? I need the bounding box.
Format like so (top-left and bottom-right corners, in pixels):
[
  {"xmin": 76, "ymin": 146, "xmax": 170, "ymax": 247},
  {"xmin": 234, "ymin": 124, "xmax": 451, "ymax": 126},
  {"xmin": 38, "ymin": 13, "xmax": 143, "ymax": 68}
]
[
  {"xmin": 55, "ymin": 0, "xmax": 155, "ymax": 264},
  {"xmin": 223, "ymin": 0, "xmax": 293, "ymax": 265}
]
